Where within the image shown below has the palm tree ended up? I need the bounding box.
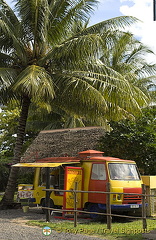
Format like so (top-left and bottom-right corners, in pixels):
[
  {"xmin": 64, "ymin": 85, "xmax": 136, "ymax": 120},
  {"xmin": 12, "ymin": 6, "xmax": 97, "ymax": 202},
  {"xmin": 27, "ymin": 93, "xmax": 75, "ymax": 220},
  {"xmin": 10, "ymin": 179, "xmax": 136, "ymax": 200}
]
[
  {"xmin": 100, "ymin": 31, "xmax": 156, "ymax": 108},
  {"xmin": 0, "ymin": 0, "xmax": 149, "ymax": 207}
]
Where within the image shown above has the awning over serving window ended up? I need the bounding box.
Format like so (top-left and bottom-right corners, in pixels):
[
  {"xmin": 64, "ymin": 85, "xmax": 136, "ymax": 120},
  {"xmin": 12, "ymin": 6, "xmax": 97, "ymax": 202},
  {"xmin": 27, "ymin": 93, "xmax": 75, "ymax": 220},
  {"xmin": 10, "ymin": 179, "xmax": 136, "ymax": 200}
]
[{"xmin": 12, "ymin": 162, "xmax": 78, "ymax": 168}]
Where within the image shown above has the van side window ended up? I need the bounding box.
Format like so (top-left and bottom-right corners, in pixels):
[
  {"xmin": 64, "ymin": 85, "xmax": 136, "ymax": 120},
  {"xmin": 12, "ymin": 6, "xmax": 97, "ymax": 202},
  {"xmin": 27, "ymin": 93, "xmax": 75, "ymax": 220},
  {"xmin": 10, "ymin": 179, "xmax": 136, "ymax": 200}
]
[{"xmin": 91, "ymin": 164, "xmax": 106, "ymax": 180}]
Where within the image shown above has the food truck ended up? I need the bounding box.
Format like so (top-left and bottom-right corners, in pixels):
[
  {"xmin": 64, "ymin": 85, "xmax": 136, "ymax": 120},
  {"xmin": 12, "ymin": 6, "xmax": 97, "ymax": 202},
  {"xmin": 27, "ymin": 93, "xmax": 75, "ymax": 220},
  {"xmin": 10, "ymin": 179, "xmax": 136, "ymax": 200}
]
[{"xmin": 14, "ymin": 150, "xmax": 143, "ymax": 218}]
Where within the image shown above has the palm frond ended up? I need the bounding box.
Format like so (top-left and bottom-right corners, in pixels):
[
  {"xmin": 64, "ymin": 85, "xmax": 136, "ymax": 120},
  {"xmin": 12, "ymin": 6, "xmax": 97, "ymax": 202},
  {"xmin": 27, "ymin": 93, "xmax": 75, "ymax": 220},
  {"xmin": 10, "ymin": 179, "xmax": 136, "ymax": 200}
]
[
  {"xmin": 0, "ymin": 52, "xmax": 15, "ymax": 66},
  {"xmin": 53, "ymin": 74, "xmax": 108, "ymax": 119},
  {"xmin": 15, "ymin": 0, "xmax": 50, "ymax": 57},
  {"xmin": 0, "ymin": 67, "xmax": 17, "ymax": 89},
  {"xmin": 85, "ymin": 16, "xmax": 139, "ymax": 34},
  {"xmin": 38, "ymin": 33, "xmax": 104, "ymax": 66},
  {"xmin": 126, "ymin": 44, "xmax": 155, "ymax": 64},
  {"xmin": 12, "ymin": 65, "xmax": 55, "ymax": 101},
  {"xmin": 0, "ymin": 0, "xmax": 19, "ymax": 27},
  {"xmin": 0, "ymin": 18, "xmax": 27, "ymax": 63},
  {"xmin": 47, "ymin": 0, "xmax": 98, "ymax": 44},
  {"xmin": 135, "ymin": 63, "xmax": 156, "ymax": 78}
]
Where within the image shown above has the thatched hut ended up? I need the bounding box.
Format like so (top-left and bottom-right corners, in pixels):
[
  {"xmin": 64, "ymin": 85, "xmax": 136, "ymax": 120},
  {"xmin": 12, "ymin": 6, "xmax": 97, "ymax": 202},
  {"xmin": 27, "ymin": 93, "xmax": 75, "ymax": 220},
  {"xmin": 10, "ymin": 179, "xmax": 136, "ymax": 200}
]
[{"xmin": 21, "ymin": 127, "xmax": 105, "ymax": 162}]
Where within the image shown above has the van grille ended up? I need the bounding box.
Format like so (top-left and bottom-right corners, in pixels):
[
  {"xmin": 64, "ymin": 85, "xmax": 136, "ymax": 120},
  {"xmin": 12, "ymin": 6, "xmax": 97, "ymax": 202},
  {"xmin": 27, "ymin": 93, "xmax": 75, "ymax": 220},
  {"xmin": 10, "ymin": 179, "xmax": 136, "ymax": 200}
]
[
  {"xmin": 123, "ymin": 188, "xmax": 142, "ymax": 203},
  {"xmin": 124, "ymin": 195, "xmax": 141, "ymax": 201}
]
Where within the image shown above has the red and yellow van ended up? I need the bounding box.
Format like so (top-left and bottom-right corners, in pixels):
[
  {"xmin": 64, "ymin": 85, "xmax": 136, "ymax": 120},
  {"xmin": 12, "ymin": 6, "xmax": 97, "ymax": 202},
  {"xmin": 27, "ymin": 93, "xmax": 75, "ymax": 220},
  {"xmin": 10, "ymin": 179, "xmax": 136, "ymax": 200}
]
[{"xmin": 14, "ymin": 150, "xmax": 143, "ymax": 217}]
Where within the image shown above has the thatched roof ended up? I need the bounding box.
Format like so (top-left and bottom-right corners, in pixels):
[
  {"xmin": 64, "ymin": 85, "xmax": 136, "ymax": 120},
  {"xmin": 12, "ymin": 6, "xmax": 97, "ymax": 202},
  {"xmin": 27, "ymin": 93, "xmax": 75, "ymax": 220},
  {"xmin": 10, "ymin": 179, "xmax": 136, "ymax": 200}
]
[{"xmin": 21, "ymin": 127, "xmax": 105, "ymax": 162}]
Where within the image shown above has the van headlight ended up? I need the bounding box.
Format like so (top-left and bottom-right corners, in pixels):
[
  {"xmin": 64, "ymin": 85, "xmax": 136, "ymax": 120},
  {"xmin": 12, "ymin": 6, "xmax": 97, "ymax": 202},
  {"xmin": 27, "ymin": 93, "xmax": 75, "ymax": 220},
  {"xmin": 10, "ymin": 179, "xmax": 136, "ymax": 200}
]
[
  {"xmin": 113, "ymin": 194, "xmax": 116, "ymax": 201},
  {"xmin": 117, "ymin": 194, "xmax": 122, "ymax": 200}
]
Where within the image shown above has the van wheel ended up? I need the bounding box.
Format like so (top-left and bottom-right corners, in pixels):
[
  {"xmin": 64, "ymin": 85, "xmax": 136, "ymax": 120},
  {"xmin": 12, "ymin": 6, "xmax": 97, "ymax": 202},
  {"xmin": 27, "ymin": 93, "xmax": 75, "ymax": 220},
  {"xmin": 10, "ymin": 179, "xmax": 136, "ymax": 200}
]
[
  {"xmin": 41, "ymin": 199, "xmax": 54, "ymax": 214},
  {"xmin": 87, "ymin": 203, "xmax": 104, "ymax": 221}
]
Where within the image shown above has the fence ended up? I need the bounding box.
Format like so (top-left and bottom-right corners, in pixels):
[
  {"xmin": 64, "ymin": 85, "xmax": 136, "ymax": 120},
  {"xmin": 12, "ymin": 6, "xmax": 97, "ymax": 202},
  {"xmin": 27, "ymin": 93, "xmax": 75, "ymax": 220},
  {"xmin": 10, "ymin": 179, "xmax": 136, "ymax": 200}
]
[{"xmin": 42, "ymin": 183, "xmax": 156, "ymax": 230}]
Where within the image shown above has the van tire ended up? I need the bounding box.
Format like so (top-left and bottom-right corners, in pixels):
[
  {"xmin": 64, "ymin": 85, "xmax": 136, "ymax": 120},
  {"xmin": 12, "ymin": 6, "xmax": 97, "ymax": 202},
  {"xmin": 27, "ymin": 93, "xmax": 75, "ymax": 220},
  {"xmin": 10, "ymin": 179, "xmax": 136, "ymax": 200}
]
[
  {"xmin": 87, "ymin": 203, "xmax": 104, "ymax": 221},
  {"xmin": 41, "ymin": 198, "xmax": 54, "ymax": 214}
]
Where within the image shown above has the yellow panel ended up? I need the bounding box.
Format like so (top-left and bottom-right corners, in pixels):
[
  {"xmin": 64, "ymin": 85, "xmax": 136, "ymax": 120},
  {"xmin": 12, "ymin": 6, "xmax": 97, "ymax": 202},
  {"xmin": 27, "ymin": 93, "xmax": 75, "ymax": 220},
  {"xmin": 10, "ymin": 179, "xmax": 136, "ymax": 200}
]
[
  {"xmin": 142, "ymin": 176, "xmax": 156, "ymax": 189},
  {"xmin": 142, "ymin": 176, "xmax": 150, "ymax": 186},
  {"xmin": 150, "ymin": 176, "xmax": 156, "ymax": 189},
  {"xmin": 33, "ymin": 186, "xmax": 46, "ymax": 204},
  {"xmin": 12, "ymin": 162, "xmax": 78, "ymax": 168},
  {"xmin": 81, "ymin": 162, "xmax": 92, "ymax": 204},
  {"xmin": 64, "ymin": 167, "xmax": 83, "ymax": 209}
]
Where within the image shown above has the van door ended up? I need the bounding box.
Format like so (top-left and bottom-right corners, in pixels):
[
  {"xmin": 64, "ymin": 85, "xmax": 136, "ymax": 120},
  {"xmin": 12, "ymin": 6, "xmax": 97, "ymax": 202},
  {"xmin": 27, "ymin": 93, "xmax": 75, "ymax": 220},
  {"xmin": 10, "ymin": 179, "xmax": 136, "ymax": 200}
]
[
  {"xmin": 63, "ymin": 166, "xmax": 83, "ymax": 211},
  {"xmin": 88, "ymin": 163, "xmax": 108, "ymax": 204}
]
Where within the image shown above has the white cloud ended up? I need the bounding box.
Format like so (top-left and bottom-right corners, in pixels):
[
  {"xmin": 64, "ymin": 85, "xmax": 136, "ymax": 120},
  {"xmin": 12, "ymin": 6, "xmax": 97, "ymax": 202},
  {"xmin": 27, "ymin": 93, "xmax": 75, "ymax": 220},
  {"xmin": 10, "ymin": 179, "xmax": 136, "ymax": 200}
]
[
  {"xmin": 120, "ymin": 0, "xmax": 156, "ymax": 63},
  {"xmin": 120, "ymin": 0, "xmax": 152, "ymax": 23}
]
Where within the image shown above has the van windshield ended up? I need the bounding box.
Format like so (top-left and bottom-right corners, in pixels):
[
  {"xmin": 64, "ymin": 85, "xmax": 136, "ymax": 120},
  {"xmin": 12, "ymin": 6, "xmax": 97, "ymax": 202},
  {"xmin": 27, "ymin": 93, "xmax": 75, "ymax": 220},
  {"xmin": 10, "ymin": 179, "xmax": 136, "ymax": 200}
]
[{"xmin": 108, "ymin": 163, "xmax": 140, "ymax": 180}]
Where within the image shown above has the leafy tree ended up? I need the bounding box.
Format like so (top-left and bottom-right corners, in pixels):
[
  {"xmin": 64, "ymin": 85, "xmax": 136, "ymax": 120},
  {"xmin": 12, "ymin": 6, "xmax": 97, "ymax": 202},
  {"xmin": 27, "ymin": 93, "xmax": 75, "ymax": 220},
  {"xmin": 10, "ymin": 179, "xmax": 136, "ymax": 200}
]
[
  {"xmin": 97, "ymin": 106, "xmax": 156, "ymax": 174},
  {"xmin": 0, "ymin": 104, "xmax": 39, "ymax": 161},
  {"xmin": 100, "ymin": 31, "xmax": 156, "ymax": 105},
  {"xmin": 0, "ymin": 106, "xmax": 19, "ymax": 160},
  {"xmin": 0, "ymin": 0, "xmax": 150, "ymax": 207},
  {"xmin": 0, "ymin": 102, "xmax": 85, "ymax": 164},
  {"xmin": 0, "ymin": 104, "xmax": 37, "ymax": 192}
]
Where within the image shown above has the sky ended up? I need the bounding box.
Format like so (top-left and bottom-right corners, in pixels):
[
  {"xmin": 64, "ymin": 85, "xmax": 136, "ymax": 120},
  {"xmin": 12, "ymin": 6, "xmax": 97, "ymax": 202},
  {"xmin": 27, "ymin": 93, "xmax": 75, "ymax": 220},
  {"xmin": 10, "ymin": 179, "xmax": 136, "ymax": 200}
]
[
  {"xmin": 90, "ymin": 0, "xmax": 156, "ymax": 63},
  {"xmin": 5, "ymin": 0, "xmax": 156, "ymax": 63}
]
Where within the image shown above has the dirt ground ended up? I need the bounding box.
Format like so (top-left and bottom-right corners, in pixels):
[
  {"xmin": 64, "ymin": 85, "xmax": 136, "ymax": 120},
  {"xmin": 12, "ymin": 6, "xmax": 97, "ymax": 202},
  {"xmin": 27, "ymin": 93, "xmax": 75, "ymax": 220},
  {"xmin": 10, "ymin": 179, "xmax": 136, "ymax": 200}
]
[{"xmin": 0, "ymin": 207, "xmax": 156, "ymax": 240}]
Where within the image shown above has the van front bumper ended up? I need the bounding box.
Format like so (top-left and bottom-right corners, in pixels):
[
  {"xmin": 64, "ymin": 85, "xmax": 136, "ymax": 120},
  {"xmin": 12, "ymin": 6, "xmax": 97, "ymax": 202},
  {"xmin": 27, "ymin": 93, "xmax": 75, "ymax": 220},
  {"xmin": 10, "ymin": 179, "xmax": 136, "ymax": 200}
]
[{"xmin": 98, "ymin": 203, "xmax": 142, "ymax": 211}]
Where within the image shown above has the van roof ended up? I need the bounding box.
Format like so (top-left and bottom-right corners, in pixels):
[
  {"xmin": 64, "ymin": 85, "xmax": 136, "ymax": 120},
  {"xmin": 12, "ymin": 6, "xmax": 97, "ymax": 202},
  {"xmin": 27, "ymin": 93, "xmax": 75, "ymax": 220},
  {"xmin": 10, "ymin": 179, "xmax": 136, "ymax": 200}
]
[{"xmin": 35, "ymin": 149, "xmax": 135, "ymax": 164}]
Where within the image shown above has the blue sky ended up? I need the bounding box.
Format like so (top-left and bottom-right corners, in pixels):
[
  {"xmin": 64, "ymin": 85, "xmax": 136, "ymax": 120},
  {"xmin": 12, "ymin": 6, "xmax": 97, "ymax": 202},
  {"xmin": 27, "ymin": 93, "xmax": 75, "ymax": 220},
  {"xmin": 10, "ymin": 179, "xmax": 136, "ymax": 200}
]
[
  {"xmin": 5, "ymin": 0, "xmax": 156, "ymax": 63},
  {"xmin": 89, "ymin": 0, "xmax": 134, "ymax": 25},
  {"xmin": 90, "ymin": 0, "xmax": 156, "ymax": 64},
  {"xmin": 90, "ymin": 0, "xmax": 124, "ymax": 25}
]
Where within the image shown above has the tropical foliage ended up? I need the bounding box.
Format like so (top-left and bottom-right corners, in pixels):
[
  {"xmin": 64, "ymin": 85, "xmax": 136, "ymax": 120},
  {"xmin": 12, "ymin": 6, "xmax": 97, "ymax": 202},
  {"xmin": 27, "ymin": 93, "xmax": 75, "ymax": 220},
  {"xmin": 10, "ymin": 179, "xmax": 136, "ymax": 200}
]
[
  {"xmin": 0, "ymin": 1, "xmax": 149, "ymax": 127},
  {"xmin": 100, "ymin": 31, "xmax": 156, "ymax": 104},
  {"xmin": 97, "ymin": 106, "xmax": 156, "ymax": 174},
  {"xmin": 0, "ymin": 104, "xmax": 38, "ymax": 161},
  {"xmin": 0, "ymin": 0, "xmax": 155, "ymax": 206},
  {"xmin": 0, "ymin": 104, "xmax": 84, "ymax": 164}
]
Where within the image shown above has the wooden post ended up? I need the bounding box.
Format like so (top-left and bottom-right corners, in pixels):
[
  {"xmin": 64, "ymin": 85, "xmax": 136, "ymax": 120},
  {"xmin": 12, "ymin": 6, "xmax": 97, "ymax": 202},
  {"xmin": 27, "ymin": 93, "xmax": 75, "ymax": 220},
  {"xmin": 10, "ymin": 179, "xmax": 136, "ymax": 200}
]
[
  {"xmin": 145, "ymin": 186, "xmax": 151, "ymax": 217},
  {"xmin": 106, "ymin": 182, "xmax": 111, "ymax": 229},
  {"xmin": 74, "ymin": 182, "xmax": 78, "ymax": 227},
  {"xmin": 142, "ymin": 184, "xmax": 147, "ymax": 230},
  {"xmin": 45, "ymin": 167, "xmax": 50, "ymax": 222}
]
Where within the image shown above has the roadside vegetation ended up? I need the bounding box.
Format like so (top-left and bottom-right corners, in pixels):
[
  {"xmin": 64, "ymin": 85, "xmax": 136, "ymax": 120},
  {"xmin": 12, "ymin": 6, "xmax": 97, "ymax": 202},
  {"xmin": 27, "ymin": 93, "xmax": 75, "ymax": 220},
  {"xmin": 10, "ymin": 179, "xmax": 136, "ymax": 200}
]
[
  {"xmin": 97, "ymin": 106, "xmax": 156, "ymax": 174},
  {"xmin": 27, "ymin": 217, "xmax": 156, "ymax": 240},
  {"xmin": 0, "ymin": 0, "xmax": 156, "ymax": 208},
  {"xmin": 1, "ymin": 105, "xmax": 155, "ymax": 192}
]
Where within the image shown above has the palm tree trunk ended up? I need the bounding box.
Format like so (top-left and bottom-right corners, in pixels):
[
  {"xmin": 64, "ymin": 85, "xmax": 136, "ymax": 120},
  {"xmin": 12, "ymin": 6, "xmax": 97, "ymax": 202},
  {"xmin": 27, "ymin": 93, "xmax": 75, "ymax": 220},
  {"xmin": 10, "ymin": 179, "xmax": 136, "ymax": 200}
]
[{"xmin": 0, "ymin": 95, "xmax": 31, "ymax": 208}]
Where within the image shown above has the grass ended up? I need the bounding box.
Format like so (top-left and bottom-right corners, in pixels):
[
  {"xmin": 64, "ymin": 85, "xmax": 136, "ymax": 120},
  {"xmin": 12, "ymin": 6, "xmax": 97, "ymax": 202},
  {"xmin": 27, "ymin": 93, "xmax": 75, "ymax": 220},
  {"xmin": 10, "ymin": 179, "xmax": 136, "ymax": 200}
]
[
  {"xmin": 27, "ymin": 217, "xmax": 156, "ymax": 240},
  {"xmin": 0, "ymin": 191, "xmax": 155, "ymax": 239}
]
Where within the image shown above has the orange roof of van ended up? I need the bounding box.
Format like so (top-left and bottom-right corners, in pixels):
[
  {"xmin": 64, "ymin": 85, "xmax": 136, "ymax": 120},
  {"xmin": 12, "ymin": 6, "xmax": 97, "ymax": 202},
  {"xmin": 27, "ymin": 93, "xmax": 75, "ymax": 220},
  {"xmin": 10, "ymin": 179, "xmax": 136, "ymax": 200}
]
[{"xmin": 35, "ymin": 149, "xmax": 134, "ymax": 163}]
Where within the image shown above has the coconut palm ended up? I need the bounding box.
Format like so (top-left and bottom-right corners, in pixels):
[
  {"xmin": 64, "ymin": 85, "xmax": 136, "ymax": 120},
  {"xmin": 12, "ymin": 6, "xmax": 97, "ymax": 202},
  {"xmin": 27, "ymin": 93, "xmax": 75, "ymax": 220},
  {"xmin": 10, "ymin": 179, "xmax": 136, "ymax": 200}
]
[
  {"xmin": 0, "ymin": 0, "xmax": 149, "ymax": 207},
  {"xmin": 100, "ymin": 31, "xmax": 156, "ymax": 108}
]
